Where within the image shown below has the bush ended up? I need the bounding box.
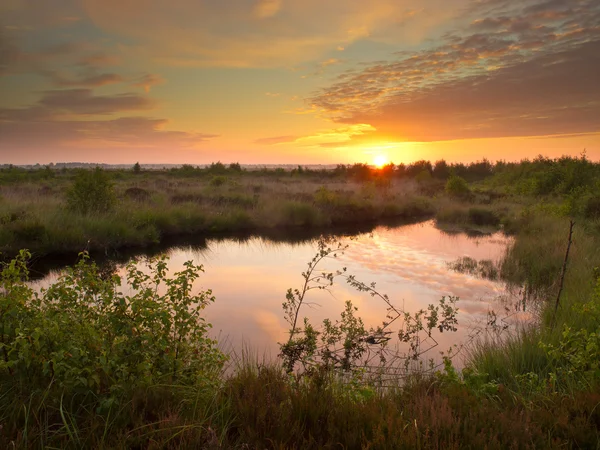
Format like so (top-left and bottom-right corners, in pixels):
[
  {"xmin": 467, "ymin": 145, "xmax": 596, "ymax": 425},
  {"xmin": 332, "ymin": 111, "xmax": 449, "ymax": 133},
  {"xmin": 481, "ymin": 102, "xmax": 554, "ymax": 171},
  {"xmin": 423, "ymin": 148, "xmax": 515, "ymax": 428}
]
[
  {"xmin": 209, "ymin": 175, "xmax": 228, "ymax": 187},
  {"xmin": 124, "ymin": 186, "xmax": 151, "ymax": 202},
  {"xmin": 0, "ymin": 251, "xmax": 225, "ymax": 410},
  {"xmin": 66, "ymin": 168, "xmax": 115, "ymax": 214},
  {"xmin": 445, "ymin": 175, "xmax": 470, "ymax": 197},
  {"xmin": 314, "ymin": 186, "xmax": 338, "ymax": 205}
]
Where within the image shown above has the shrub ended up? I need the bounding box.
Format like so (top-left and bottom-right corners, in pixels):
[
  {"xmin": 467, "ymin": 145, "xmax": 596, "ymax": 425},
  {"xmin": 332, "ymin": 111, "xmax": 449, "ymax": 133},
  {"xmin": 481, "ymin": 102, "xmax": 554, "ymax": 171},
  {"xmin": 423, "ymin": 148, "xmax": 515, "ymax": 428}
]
[
  {"xmin": 314, "ymin": 186, "xmax": 338, "ymax": 205},
  {"xmin": 209, "ymin": 175, "xmax": 228, "ymax": 187},
  {"xmin": 584, "ymin": 196, "xmax": 600, "ymax": 218},
  {"xmin": 66, "ymin": 168, "xmax": 115, "ymax": 214},
  {"xmin": 415, "ymin": 169, "xmax": 433, "ymax": 185},
  {"xmin": 0, "ymin": 251, "xmax": 225, "ymax": 408},
  {"xmin": 445, "ymin": 175, "xmax": 470, "ymax": 197},
  {"xmin": 124, "ymin": 186, "xmax": 151, "ymax": 202}
]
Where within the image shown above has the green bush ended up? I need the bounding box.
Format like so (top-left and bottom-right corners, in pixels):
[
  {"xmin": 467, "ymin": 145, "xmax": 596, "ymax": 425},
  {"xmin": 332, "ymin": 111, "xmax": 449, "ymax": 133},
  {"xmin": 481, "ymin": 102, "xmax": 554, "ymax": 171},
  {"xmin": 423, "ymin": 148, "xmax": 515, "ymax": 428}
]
[
  {"xmin": 445, "ymin": 175, "xmax": 470, "ymax": 197},
  {"xmin": 0, "ymin": 251, "xmax": 225, "ymax": 409},
  {"xmin": 209, "ymin": 175, "xmax": 228, "ymax": 187},
  {"xmin": 66, "ymin": 168, "xmax": 115, "ymax": 214},
  {"xmin": 314, "ymin": 186, "xmax": 338, "ymax": 205}
]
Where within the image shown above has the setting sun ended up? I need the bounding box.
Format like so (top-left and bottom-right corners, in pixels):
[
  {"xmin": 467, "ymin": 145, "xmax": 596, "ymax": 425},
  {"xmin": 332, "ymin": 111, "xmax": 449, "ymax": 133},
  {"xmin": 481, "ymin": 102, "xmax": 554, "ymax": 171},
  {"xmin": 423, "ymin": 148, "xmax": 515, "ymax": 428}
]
[{"xmin": 373, "ymin": 155, "xmax": 389, "ymax": 168}]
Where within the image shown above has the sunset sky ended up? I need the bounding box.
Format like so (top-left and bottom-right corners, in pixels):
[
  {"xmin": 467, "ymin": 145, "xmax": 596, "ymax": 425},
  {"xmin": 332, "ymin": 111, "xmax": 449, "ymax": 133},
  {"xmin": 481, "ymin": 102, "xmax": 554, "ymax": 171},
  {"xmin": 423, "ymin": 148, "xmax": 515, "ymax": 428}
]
[{"xmin": 1, "ymin": 0, "xmax": 599, "ymax": 165}]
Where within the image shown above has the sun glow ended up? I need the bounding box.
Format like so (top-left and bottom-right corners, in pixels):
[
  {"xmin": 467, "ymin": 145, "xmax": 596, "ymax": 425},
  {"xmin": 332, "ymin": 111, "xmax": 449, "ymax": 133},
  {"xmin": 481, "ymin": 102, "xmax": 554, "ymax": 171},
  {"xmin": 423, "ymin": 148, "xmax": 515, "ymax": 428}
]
[{"xmin": 373, "ymin": 155, "xmax": 389, "ymax": 168}]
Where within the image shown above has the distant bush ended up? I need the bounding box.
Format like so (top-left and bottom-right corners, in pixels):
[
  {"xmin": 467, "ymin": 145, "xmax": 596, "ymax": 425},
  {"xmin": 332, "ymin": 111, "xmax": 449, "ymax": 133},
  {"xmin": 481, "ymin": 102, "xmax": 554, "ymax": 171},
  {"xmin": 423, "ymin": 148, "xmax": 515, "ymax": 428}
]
[
  {"xmin": 209, "ymin": 175, "xmax": 228, "ymax": 187},
  {"xmin": 66, "ymin": 168, "xmax": 116, "ymax": 214},
  {"xmin": 314, "ymin": 186, "xmax": 338, "ymax": 205},
  {"xmin": 415, "ymin": 169, "xmax": 433, "ymax": 185},
  {"xmin": 207, "ymin": 161, "xmax": 227, "ymax": 175},
  {"xmin": 445, "ymin": 175, "xmax": 471, "ymax": 198},
  {"xmin": 584, "ymin": 195, "xmax": 600, "ymax": 219},
  {"xmin": 124, "ymin": 186, "xmax": 151, "ymax": 202}
]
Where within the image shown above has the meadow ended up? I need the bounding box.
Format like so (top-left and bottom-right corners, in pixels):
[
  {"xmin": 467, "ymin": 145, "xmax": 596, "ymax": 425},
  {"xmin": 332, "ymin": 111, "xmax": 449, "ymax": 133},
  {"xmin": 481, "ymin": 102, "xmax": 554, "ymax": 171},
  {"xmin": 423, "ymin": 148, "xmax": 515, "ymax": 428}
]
[{"xmin": 2, "ymin": 155, "xmax": 600, "ymax": 448}]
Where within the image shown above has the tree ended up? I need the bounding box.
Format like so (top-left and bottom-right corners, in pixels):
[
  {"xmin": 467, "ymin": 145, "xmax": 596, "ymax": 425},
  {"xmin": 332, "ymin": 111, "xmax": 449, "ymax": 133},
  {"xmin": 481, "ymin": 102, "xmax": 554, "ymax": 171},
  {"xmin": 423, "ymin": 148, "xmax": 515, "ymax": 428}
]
[{"xmin": 133, "ymin": 162, "xmax": 141, "ymax": 173}]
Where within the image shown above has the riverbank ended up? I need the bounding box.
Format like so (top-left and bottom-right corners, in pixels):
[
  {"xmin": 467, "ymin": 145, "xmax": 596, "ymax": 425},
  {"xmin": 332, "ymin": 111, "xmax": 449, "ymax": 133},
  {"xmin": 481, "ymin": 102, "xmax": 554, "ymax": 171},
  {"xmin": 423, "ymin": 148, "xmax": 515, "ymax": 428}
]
[
  {"xmin": 0, "ymin": 166, "xmax": 519, "ymax": 259},
  {"xmin": 2, "ymin": 210, "xmax": 600, "ymax": 448}
]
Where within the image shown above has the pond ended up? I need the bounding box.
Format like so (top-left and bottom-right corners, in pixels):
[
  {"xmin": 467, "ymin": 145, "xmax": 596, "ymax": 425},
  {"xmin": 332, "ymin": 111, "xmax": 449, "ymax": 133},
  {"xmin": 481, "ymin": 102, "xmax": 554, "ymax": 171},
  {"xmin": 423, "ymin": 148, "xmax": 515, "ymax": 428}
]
[{"xmin": 32, "ymin": 220, "xmax": 529, "ymax": 370}]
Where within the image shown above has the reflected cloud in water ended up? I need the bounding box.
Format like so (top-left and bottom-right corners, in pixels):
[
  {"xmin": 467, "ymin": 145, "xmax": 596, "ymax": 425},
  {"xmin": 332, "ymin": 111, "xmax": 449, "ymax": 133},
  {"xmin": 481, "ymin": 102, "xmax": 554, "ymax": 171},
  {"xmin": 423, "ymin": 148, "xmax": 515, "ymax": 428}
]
[{"xmin": 33, "ymin": 221, "xmax": 525, "ymax": 365}]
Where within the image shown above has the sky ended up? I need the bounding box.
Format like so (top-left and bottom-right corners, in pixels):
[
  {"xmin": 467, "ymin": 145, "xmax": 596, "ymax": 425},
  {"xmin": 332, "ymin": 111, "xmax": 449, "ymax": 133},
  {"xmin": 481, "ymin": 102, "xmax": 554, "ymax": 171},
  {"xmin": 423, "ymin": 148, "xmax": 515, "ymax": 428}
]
[{"xmin": 0, "ymin": 0, "xmax": 599, "ymax": 165}]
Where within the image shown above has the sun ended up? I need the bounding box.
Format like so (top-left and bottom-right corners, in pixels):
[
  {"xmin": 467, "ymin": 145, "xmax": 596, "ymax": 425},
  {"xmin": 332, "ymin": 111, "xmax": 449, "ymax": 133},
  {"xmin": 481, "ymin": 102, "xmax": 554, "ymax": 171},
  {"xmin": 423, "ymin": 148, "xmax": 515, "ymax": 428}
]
[{"xmin": 373, "ymin": 155, "xmax": 389, "ymax": 168}]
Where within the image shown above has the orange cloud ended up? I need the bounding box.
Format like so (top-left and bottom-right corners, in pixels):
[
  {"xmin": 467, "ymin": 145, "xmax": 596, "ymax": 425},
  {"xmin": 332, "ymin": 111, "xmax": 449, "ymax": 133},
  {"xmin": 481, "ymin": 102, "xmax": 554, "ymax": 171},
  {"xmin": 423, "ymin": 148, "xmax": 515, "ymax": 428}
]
[
  {"xmin": 255, "ymin": 124, "xmax": 376, "ymax": 147},
  {"xmin": 309, "ymin": 0, "xmax": 600, "ymax": 141},
  {"xmin": 253, "ymin": 0, "xmax": 282, "ymax": 19},
  {"xmin": 132, "ymin": 73, "xmax": 165, "ymax": 92}
]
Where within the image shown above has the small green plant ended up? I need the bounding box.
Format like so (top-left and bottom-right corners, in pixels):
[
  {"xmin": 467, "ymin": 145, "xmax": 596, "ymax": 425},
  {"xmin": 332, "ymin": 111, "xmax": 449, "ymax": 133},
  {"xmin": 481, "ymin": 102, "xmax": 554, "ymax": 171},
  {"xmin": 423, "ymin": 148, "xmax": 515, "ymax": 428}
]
[{"xmin": 66, "ymin": 167, "xmax": 116, "ymax": 214}]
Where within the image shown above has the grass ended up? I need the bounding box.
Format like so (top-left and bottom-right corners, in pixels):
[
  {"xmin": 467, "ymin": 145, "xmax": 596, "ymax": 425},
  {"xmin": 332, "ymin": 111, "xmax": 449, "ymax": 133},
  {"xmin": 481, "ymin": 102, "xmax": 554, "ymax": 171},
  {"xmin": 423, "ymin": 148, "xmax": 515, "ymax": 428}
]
[
  {"xmin": 466, "ymin": 209, "xmax": 600, "ymax": 398},
  {"xmin": 0, "ymin": 171, "xmax": 444, "ymax": 258},
  {"xmin": 3, "ymin": 158, "xmax": 600, "ymax": 448}
]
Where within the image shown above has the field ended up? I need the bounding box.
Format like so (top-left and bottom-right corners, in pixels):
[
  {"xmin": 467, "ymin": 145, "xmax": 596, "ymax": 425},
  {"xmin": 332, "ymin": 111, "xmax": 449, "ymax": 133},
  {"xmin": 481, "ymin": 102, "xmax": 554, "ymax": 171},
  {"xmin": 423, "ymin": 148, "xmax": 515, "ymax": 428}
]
[
  {"xmin": 0, "ymin": 161, "xmax": 525, "ymax": 259},
  {"xmin": 2, "ymin": 156, "xmax": 600, "ymax": 448}
]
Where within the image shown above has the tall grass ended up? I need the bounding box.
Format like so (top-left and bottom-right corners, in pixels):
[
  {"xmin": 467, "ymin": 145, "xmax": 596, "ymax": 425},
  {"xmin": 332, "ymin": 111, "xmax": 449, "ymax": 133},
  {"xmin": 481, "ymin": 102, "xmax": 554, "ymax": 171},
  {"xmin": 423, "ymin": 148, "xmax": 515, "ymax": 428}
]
[
  {"xmin": 467, "ymin": 210, "xmax": 600, "ymax": 395},
  {"xmin": 0, "ymin": 174, "xmax": 440, "ymax": 257}
]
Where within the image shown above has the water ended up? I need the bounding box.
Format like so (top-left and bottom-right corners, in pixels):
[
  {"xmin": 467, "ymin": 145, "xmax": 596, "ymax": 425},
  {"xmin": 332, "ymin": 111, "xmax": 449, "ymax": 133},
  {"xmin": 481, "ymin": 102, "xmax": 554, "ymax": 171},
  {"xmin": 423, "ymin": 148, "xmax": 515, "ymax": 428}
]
[{"xmin": 33, "ymin": 220, "xmax": 525, "ymax": 368}]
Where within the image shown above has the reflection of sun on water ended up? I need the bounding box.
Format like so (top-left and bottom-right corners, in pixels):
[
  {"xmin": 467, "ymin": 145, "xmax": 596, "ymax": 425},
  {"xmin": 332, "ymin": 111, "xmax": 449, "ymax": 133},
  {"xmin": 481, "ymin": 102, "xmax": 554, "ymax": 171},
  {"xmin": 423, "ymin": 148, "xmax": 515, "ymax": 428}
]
[{"xmin": 373, "ymin": 155, "xmax": 389, "ymax": 168}]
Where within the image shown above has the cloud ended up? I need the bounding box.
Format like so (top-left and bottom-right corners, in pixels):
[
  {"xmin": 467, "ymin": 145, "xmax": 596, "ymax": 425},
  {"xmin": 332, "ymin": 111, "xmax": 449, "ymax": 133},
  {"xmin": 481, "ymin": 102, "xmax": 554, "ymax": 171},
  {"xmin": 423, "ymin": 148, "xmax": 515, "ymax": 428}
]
[
  {"xmin": 253, "ymin": 0, "xmax": 282, "ymax": 19},
  {"xmin": 41, "ymin": 70, "xmax": 124, "ymax": 87},
  {"xmin": 1, "ymin": 37, "xmax": 120, "ymax": 79},
  {"xmin": 255, "ymin": 124, "xmax": 376, "ymax": 147},
  {"xmin": 78, "ymin": 0, "xmax": 459, "ymax": 67},
  {"xmin": 254, "ymin": 135, "xmax": 298, "ymax": 145},
  {"xmin": 37, "ymin": 89, "xmax": 154, "ymax": 115},
  {"xmin": 0, "ymin": 116, "xmax": 219, "ymax": 161},
  {"xmin": 0, "ymin": 29, "xmax": 18, "ymax": 75},
  {"xmin": 309, "ymin": 0, "xmax": 600, "ymax": 141},
  {"xmin": 132, "ymin": 73, "xmax": 165, "ymax": 92}
]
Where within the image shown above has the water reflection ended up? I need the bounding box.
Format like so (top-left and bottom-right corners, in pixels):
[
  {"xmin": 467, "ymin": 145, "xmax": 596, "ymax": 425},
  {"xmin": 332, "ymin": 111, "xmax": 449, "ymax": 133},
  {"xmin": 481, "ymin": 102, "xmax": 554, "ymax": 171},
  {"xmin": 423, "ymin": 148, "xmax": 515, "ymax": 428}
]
[{"xmin": 33, "ymin": 220, "xmax": 527, "ymax": 368}]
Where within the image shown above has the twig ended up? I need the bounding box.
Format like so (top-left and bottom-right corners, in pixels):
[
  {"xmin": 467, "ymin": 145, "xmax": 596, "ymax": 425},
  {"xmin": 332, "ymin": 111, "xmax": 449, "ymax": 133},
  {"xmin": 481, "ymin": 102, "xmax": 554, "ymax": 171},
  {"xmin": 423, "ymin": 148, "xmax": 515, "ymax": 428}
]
[{"xmin": 552, "ymin": 220, "xmax": 575, "ymax": 325}]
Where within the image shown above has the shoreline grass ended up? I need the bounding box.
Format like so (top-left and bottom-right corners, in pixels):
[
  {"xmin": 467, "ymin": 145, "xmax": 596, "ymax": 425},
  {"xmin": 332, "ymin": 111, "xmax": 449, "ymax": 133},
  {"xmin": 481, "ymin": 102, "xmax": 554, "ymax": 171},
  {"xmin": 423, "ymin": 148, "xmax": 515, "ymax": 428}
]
[{"xmin": 1, "ymin": 170, "xmax": 444, "ymax": 259}]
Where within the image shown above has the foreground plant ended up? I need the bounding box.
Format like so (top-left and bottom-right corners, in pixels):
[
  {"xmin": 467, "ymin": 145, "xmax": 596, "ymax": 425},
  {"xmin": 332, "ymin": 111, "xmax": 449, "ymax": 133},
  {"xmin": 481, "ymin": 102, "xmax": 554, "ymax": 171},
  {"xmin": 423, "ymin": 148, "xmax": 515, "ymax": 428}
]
[
  {"xmin": 0, "ymin": 250, "xmax": 226, "ymax": 447},
  {"xmin": 279, "ymin": 237, "xmax": 459, "ymax": 380}
]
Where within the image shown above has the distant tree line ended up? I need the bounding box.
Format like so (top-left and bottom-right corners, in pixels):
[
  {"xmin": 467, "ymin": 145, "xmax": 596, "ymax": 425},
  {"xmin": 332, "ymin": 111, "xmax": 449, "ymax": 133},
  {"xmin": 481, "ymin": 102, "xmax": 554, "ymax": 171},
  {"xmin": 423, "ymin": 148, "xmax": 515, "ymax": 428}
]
[{"xmin": 2, "ymin": 155, "xmax": 599, "ymax": 198}]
